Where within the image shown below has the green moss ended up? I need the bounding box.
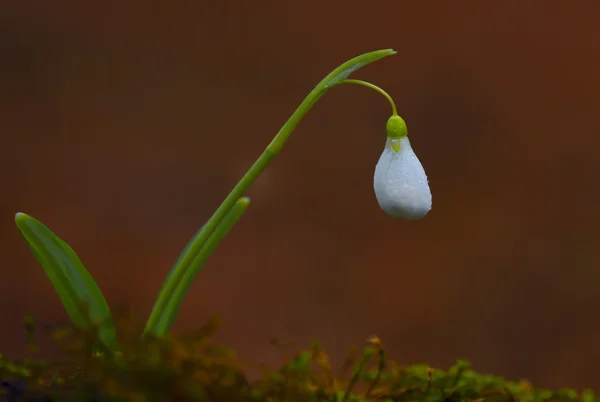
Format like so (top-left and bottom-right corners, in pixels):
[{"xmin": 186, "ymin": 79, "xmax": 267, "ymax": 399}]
[{"xmin": 0, "ymin": 310, "xmax": 595, "ymax": 401}]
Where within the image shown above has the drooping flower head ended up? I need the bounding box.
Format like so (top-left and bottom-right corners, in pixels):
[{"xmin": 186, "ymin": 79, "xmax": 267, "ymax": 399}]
[{"xmin": 373, "ymin": 115, "xmax": 432, "ymax": 219}]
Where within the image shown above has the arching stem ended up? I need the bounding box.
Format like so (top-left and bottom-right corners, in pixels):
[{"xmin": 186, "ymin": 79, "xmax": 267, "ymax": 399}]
[
  {"xmin": 144, "ymin": 49, "xmax": 398, "ymax": 336},
  {"xmin": 341, "ymin": 79, "xmax": 398, "ymax": 116}
]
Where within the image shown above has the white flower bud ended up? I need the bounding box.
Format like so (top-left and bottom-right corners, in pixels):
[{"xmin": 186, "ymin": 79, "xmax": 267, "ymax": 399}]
[{"xmin": 373, "ymin": 136, "xmax": 432, "ymax": 220}]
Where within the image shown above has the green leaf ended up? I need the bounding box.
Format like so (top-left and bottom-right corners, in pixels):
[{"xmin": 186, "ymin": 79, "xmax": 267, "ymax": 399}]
[
  {"xmin": 145, "ymin": 197, "xmax": 251, "ymax": 336},
  {"xmin": 15, "ymin": 213, "xmax": 119, "ymax": 353},
  {"xmin": 156, "ymin": 224, "xmax": 205, "ymax": 296}
]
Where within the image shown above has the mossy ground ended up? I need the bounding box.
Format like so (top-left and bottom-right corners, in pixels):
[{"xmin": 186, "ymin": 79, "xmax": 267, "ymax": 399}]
[{"xmin": 0, "ymin": 307, "xmax": 595, "ymax": 401}]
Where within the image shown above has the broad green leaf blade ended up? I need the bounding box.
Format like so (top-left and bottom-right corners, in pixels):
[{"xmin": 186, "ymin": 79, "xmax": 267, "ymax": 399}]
[
  {"xmin": 15, "ymin": 213, "xmax": 119, "ymax": 352},
  {"xmin": 145, "ymin": 197, "xmax": 251, "ymax": 336}
]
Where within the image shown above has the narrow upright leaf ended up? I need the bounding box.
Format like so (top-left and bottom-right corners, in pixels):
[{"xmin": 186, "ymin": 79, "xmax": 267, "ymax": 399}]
[
  {"xmin": 145, "ymin": 197, "xmax": 251, "ymax": 336},
  {"xmin": 15, "ymin": 213, "xmax": 119, "ymax": 353}
]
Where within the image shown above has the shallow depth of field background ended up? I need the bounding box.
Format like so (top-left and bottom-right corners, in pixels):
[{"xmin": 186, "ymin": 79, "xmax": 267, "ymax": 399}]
[{"xmin": 1, "ymin": 0, "xmax": 600, "ymax": 390}]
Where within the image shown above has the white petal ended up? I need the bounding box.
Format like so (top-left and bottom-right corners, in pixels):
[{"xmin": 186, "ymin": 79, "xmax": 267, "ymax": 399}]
[{"xmin": 373, "ymin": 137, "xmax": 432, "ymax": 219}]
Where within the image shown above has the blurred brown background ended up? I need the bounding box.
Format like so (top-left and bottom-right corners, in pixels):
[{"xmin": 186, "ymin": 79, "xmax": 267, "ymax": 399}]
[{"xmin": 1, "ymin": 0, "xmax": 600, "ymax": 391}]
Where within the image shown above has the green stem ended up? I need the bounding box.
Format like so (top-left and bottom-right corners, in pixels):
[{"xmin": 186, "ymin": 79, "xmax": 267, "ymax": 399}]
[
  {"xmin": 341, "ymin": 79, "xmax": 398, "ymax": 116},
  {"xmin": 144, "ymin": 49, "xmax": 397, "ymax": 336}
]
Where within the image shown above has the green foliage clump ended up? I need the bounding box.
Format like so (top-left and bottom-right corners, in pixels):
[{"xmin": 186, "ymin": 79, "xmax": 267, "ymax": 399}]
[{"xmin": 0, "ymin": 310, "xmax": 595, "ymax": 402}]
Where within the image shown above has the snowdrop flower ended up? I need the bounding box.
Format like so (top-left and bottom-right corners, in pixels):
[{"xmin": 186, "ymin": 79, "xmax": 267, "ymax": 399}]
[{"xmin": 374, "ymin": 115, "xmax": 432, "ymax": 219}]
